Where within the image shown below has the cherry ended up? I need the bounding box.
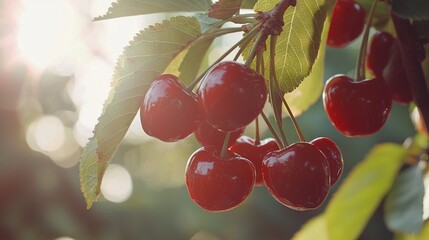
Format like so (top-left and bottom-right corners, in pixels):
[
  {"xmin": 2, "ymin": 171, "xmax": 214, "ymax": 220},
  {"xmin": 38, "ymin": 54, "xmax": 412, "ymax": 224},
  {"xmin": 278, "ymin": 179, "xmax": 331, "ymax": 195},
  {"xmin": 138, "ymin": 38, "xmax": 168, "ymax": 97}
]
[
  {"xmin": 140, "ymin": 74, "xmax": 200, "ymax": 142},
  {"xmin": 197, "ymin": 61, "xmax": 267, "ymax": 132},
  {"xmin": 327, "ymin": 0, "xmax": 366, "ymax": 48},
  {"xmin": 366, "ymin": 31, "xmax": 395, "ymax": 76},
  {"xmin": 194, "ymin": 119, "xmax": 244, "ymax": 149},
  {"xmin": 310, "ymin": 137, "xmax": 343, "ymax": 186},
  {"xmin": 229, "ymin": 136, "xmax": 279, "ymax": 186},
  {"xmin": 185, "ymin": 146, "xmax": 255, "ymax": 212},
  {"xmin": 262, "ymin": 142, "xmax": 330, "ymax": 211},
  {"xmin": 382, "ymin": 41, "xmax": 413, "ymax": 104},
  {"xmin": 323, "ymin": 75, "xmax": 392, "ymax": 137}
]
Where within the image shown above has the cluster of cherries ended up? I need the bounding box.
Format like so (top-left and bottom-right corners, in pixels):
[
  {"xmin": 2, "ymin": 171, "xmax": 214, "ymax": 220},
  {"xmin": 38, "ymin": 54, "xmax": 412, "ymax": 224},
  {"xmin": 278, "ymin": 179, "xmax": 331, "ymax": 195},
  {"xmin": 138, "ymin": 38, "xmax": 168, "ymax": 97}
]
[
  {"xmin": 140, "ymin": 61, "xmax": 344, "ymax": 212},
  {"xmin": 323, "ymin": 0, "xmax": 422, "ymax": 136}
]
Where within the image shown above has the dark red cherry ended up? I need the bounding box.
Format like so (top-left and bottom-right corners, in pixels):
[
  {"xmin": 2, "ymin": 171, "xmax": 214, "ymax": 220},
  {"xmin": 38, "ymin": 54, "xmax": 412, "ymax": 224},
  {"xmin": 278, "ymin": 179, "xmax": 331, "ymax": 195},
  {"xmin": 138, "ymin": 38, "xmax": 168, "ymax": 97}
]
[
  {"xmin": 310, "ymin": 137, "xmax": 343, "ymax": 186},
  {"xmin": 323, "ymin": 75, "xmax": 392, "ymax": 136},
  {"xmin": 366, "ymin": 31, "xmax": 395, "ymax": 76},
  {"xmin": 229, "ymin": 136, "xmax": 279, "ymax": 186},
  {"xmin": 194, "ymin": 119, "xmax": 244, "ymax": 149},
  {"xmin": 197, "ymin": 61, "xmax": 267, "ymax": 132},
  {"xmin": 382, "ymin": 41, "xmax": 413, "ymax": 104},
  {"xmin": 262, "ymin": 142, "xmax": 330, "ymax": 211},
  {"xmin": 185, "ymin": 146, "xmax": 255, "ymax": 212},
  {"xmin": 140, "ymin": 74, "xmax": 200, "ymax": 142},
  {"xmin": 327, "ymin": 0, "xmax": 366, "ymax": 48}
]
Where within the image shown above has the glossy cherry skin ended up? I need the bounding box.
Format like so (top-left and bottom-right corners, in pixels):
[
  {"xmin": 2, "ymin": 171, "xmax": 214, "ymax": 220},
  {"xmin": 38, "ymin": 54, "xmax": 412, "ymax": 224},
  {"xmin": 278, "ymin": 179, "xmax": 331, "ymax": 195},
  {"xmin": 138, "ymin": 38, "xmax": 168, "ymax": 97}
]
[
  {"xmin": 140, "ymin": 74, "xmax": 200, "ymax": 142},
  {"xmin": 262, "ymin": 142, "xmax": 330, "ymax": 211},
  {"xmin": 382, "ymin": 41, "xmax": 413, "ymax": 104},
  {"xmin": 327, "ymin": 0, "xmax": 366, "ymax": 48},
  {"xmin": 310, "ymin": 137, "xmax": 343, "ymax": 186},
  {"xmin": 366, "ymin": 31, "xmax": 395, "ymax": 76},
  {"xmin": 185, "ymin": 146, "xmax": 256, "ymax": 212},
  {"xmin": 197, "ymin": 61, "xmax": 267, "ymax": 132},
  {"xmin": 194, "ymin": 119, "xmax": 244, "ymax": 149},
  {"xmin": 323, "ymin": 75, "xmax": 392, "ymax": 137},
  {"xmin": 229, "ymin": 136, "xmax": 279, "ymax": 186}
]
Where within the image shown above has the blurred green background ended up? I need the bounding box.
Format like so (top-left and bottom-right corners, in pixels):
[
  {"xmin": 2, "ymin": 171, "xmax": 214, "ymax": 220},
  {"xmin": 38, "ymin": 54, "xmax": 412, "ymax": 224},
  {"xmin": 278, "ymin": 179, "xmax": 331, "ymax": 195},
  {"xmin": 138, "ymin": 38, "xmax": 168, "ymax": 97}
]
[{"xmin": 0, "ymin": 0, "xmax": 417, "ymax": 239}]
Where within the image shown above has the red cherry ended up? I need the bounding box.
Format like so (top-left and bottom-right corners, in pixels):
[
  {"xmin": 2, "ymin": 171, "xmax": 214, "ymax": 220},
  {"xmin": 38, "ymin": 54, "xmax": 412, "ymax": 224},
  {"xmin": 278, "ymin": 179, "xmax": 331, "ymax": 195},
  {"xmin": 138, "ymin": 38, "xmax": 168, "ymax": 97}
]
[
  {"xmin": 197, "ymin": 61, "xmax": 267, "ymax": 132},
  {"xmin": 185, "ymin": 146, "xmax": 255, "ymax": 212},
  {"xmin": 382, "ymin": 41, "xmax": 413, "ymax": 104},
  {"xmin": 140, "ymin": 74, "xmax": 200, "ymax": 142},
  {"xmin": 327, "ymin": 0, "xmax": 366, "ymax": 48},
  {"xmin": 323, "ymin": 75, "xmax": 392, "ymax": 136},
  {"xmin": 194, "ymin": 119, "xmax": 244, "ymax": 149},
  {"xmin": 229, "ymin": 136, "xmax": 279, "ymax": 186},
  {"xmin": 310, "ymin": 137, "xmax": 343, "ymax": 186},
  {"xmin": 366, "ymin": 31, "xmax": 395, "ymax": 76},
  {"xmin": 262, "ymin": 142, "xmax": 330, "ymax": 211}
]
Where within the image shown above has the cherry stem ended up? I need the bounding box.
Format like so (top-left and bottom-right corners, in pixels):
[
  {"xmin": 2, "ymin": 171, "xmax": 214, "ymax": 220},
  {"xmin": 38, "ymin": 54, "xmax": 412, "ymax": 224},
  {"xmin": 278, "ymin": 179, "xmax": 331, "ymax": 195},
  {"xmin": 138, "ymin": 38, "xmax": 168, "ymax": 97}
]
[
  {"xmin": 391, "ymin": 13, "xmax": 429, "ymax": 131},
  {"xmin": 233, "ymin": 29, "xmax": 259, "ymax": 61},
  {"xmin": 261, "ymin": 111, "xmax": 284, "ymax": 149},
  {"xmin": 255, "ymin": 117, "xmax": 261, "ymax": 145},
  {"xmin": 186, "ymin": 22, "xmax": 262, "ymax": 91},
  {"xmin": 269, "ymin": 35, "xmax": 288, "ymax": 147},
  {"xmin": 244, "ymin": 32, "xmax": 264, "ymax": 67},
  {"xmin": 220, "ymin": 132, "xmax": 231, "ymax": 159},
  {"xmin": 279, "ymin": 93, "xmax": 306, "ymax": 142},
  {"xmin": 355, "ymin": 0, "xmax": 378, "ymax": 81}
]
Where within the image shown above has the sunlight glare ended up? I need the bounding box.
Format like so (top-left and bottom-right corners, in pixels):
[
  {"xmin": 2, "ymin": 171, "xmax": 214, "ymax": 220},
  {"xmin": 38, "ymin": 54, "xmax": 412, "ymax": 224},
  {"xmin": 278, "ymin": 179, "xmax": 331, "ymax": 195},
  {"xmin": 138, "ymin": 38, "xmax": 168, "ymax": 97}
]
[
  {"xmin": 101, "ymin": 164, "xmax": 133, "ymax": 203},
  {"xmin": 17, "ymin": 0, "xmax": 82, "ymax": 70}
]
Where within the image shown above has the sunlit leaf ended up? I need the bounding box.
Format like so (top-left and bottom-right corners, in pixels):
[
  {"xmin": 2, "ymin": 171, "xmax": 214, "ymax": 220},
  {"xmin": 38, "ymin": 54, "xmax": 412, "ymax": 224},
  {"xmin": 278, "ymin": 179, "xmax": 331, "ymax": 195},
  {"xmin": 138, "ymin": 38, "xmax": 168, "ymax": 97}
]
[
  {"xmin": 283, "ymin": 14, "xmax": 329, "ymax": 116},
  {"xmin": 292, "ymin": 215, "xmax": 329, "ymax": 240},
  {"xmin": 252, "ymin": 0, "xmax": 334, "ymax": 93},
  {"xmin": 80, "ymin": 16, "xmax": 203, "ymax": 208},
  {"xmin": 209, "ymin": 0, "xmax": 243, "ymax": 20},
  {"xmin": 391, "ymin": 0, "xmax": 429, "ymax": 20},
  {"xmin": 385, "ymin": 165, "xmax": 424, "ymax": 234},
  {"xmin": 395, "ymin": 220, "xmax": 429, "ymax": 240},
  {"xmin": 326, "ymin": 144, "xmax": 406, "ymax": 240},
  {"xmin": 95, "ymin": 0, "xmax": 212, "ymax": 21}
]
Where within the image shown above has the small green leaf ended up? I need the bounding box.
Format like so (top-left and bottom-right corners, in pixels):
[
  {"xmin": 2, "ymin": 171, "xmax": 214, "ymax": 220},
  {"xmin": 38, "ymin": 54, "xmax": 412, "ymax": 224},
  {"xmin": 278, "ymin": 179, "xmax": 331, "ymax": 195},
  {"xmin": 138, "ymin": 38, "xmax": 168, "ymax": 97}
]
[
  {"xmin": 283, "ymin": 14, "xmax": 329, "ymax": 116},
  {"xmin": 395, "ymin": 220, "xmax": 429, "ymax": 240},
  {"xmin": 253, "ymin": 0, "xmax": 334, "ymax": 93},
  {"xmin": 80, "ymin": 16, "xmax": 203, "ymax": 208},
  {"xmin": 391, "ymin": 0, "xmax": 429, "ymax": 20},
  {"xmin": 95, "ymin": 0, "xmax": 212, "ymax": 21},
  {"xmin": 385, "ymin": 165, "xmax": 424, "ymax": 234},
  {"xmin": 209, "ymin": 0, "xmax": 243, "ymax": 20},
  {"xmin": 326, "ymin": 144, "xmax": 406, "ymax": 240},
  {"xmin": 292, "ymin": 215, "xmax": 329, "ymax": 240}
]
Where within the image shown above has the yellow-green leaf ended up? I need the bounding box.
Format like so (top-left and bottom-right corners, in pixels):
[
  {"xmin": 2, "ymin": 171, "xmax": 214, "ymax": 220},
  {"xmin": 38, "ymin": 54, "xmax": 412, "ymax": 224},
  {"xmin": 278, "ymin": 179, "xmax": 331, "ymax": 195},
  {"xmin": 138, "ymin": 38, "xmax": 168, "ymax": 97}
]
[
  {"xmin": 292, "ymin": 215, "xmax": 329, "ymax": 240},
  {"xmin": 80, "ymin": 16, "xmax": 203, "ymax": 208},
  {"xmin": 283, "ymin": 13, "xmax": 329, "ymax": 116},
  {"xmin": 95, "ymin": 0, "xmax": 212, "ymax": 21},
  {"xmin": 326, "ymin": 144, "xmax": 406, "ymax": 240},
  {"xmin": 253, "ymin": 0, "xmax": 334, "ymax": 93}
]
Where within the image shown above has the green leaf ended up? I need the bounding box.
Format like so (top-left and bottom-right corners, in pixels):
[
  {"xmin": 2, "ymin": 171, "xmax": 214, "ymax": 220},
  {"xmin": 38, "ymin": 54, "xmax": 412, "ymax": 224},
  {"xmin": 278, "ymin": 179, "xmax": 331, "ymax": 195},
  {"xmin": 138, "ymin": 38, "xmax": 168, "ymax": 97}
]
[
  {"xmin": 209, "ymin": 0, "xmax": 243, "ymax": 20},
  {"xmin": 196, "ymin": 13, "xmax": 223, "ymax": 32},
  {"xmin": 395, "ymin": 220, "xmax": 429, "ymax": 240},
  {"xmin": 391, "ymin": 0, "xmax": 429, "ymax": 20},
  {"xmin": 80, "ymin": 16, "xmax": 203, "ymax": 208},
  {"xmin": 242, "ymin": 0, "xmax": 257, "ymax": 9},
  {"xmin": 283, "ymin": 14, "xmax": 329, "ymax": 116},
  {"xmin": 253, "ymin": 0, "xmax": 334, "ymax": 93},
  {"xmin": 326, "ymin": 144, "xmax": 406, "ymax": 240},
  {"xmin": 385, "ymin": 165, "xmax": 424, "ymax": 234},
  {"xmin": 95, "ymin": 0, "xmax": 212, "ymax": 21},
  {"xmin": 292, "ymin": 215, "xmax": 329, "ymax": 240}
]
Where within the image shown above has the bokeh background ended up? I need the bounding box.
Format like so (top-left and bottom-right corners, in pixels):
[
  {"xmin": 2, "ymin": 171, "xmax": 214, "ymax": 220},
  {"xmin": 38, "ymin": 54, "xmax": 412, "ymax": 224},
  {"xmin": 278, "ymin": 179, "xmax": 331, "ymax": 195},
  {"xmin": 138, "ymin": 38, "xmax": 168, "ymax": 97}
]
[{"xmin": 0, "ymin": 0, "xmax": 420, "ymax": 239}]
